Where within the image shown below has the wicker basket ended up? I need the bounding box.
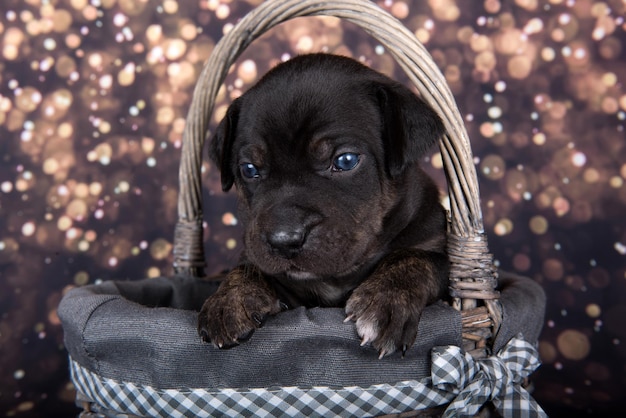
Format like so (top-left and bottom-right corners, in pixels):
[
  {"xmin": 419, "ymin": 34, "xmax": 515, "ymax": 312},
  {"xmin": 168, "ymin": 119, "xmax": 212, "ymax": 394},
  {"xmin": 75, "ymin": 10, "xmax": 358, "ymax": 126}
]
[{"xmin": 60, "ymin": 0, "xmax": 547, "ymax": 416}]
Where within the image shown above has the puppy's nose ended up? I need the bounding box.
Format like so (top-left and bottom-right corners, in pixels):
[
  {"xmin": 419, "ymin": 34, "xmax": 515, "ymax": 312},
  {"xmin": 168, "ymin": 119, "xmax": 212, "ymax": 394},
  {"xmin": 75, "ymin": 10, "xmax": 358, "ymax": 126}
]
[{"xmin": 267, "ymin": 228, "xmax": 305, "ymax": 259}]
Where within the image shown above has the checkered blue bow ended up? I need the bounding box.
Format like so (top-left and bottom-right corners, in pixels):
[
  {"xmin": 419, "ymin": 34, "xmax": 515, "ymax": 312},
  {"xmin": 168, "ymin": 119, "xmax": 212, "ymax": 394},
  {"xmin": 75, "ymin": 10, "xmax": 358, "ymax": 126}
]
[{"xmin": 431, "ymin": 334, "xmax": 547, "ymax": 418}]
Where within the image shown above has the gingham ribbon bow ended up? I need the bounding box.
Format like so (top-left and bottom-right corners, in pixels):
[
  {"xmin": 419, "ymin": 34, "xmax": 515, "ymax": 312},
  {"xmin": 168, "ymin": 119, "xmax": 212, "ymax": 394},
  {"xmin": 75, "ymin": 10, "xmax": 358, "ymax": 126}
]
[{"xmin": 431, "ymin": 334, "xmax": 547, "ymax": 418}]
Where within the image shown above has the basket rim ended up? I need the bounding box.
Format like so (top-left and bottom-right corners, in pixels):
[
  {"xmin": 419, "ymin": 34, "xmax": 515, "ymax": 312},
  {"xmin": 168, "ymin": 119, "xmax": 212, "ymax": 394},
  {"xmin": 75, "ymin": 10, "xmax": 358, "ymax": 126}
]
[{"xmin": 58, "ymin": 272, "xmax": 545, "ymax": 389}]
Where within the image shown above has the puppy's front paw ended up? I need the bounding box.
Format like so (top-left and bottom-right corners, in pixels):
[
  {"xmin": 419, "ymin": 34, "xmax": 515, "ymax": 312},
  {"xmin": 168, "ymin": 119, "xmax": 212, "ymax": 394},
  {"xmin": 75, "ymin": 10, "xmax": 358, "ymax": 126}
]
[
  {"xmin": 345, "ymin": 281, "xmax": 425, "ymax": 359},
  {"xmin": 198, "ymin": 266, "xmax": 283, "ymax": 349}
]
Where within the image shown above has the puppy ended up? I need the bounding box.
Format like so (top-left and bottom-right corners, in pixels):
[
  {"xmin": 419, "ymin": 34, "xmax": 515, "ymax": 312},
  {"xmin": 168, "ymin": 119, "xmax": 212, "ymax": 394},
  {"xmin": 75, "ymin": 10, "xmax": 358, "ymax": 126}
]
[{"xmin": 198, "ymin": 53, "xmax": 449, "ymax": 358}]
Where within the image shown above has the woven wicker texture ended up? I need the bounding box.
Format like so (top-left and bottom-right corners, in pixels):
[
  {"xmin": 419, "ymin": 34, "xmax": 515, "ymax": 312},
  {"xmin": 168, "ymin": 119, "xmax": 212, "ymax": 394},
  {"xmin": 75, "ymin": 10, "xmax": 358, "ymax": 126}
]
[{"xmin": 172, "ymin": 0, "xmax": 502, "ymax": 357}]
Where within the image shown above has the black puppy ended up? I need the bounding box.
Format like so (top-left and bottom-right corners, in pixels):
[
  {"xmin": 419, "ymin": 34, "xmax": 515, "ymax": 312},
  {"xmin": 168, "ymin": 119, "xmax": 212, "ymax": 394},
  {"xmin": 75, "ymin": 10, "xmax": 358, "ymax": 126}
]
[{"xmin": 198, "ymin": 53, "xmax": 449, "ymax": 358}]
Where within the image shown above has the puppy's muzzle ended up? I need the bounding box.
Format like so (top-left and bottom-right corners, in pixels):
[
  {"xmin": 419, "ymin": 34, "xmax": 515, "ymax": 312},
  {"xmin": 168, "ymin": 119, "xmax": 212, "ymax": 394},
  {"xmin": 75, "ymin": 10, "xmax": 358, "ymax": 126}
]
[
  {"xmin": 261, "ymin": 206, "xmax": 323, "ymax": 260},
  {"xmin": 266, "ymin": 228, "xmax": 306, "ymax": 259}
]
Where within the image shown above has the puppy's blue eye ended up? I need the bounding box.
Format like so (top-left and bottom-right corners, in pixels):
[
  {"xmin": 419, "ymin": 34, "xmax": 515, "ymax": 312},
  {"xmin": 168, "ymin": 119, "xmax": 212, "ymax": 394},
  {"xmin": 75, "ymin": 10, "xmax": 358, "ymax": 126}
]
[
  {"xmin": 240, "ymin": 163, "xmax": 260, "ymax": 179},
  {"xmin": 332, "ymin": 153, "xmax": 360, "ymax": 172}
]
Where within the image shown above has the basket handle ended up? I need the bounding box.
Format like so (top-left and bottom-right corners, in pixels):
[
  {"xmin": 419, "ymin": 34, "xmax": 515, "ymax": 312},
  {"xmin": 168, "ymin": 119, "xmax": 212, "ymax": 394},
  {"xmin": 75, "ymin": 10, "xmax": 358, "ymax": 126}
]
[{"xmin": 173, "ymin": 0, "xmax": 499, "ymax": 320}]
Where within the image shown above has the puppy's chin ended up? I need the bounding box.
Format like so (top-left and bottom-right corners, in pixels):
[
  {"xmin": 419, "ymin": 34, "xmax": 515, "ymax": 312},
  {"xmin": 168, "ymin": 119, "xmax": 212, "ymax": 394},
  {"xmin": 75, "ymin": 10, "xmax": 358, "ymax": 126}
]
[
  {"xmin": 282, "ymin": 262, "xmax": 370, "ymax": 281},
  {"xmin": 284, "ymin": 269, "xmax": 319, "ymax": 280},
  {"xmin": 245, "ymin": 241, "xmax": 381, "ymax": 284},
  {"xmin": 262, "ymin": 259, "xmax": 378, "ymax": 307},
  {"xmin": 246, "ymin": 253, "xmax": 347, "ymax": 281}
]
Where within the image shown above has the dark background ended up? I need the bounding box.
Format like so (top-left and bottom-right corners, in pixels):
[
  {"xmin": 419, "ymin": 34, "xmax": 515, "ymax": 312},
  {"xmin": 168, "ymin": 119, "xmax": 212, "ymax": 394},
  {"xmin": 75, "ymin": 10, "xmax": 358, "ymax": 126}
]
[{"xmin": 1, "ymin": 0, "xmax": 625, "ymax": 416}]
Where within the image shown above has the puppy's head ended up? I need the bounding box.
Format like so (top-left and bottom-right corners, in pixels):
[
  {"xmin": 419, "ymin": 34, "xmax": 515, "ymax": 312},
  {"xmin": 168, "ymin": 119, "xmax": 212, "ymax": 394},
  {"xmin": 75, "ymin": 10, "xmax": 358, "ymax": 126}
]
[{"xmin": 210, "ymin": 54, "xmax": 444, "ymax": 282}]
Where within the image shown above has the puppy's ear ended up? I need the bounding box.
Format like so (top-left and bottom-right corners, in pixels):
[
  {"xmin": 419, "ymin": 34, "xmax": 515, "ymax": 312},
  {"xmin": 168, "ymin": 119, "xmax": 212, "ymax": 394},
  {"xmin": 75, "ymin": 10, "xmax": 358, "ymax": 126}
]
[
  {"xmin": 375, "ymin": 83, "xmax": 445, "ymax": 177},
  {"xmin": 210, "ymin": 99, "xmax": 240, "ymax": 191}
]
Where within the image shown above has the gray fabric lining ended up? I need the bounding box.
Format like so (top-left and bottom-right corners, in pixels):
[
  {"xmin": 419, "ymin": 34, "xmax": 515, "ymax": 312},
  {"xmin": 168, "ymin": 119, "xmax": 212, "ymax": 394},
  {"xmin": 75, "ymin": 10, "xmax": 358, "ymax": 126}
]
[{"xmin": 59, "ymin": 271, "xmax": 544, "ymax": 390}]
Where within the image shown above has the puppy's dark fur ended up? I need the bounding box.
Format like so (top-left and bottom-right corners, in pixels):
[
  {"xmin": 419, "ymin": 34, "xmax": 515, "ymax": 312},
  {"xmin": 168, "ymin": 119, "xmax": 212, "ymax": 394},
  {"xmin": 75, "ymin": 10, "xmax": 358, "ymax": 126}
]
[{"xmin": 198, "ymin": 53, "xmax": 449, "ymax": 357}]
